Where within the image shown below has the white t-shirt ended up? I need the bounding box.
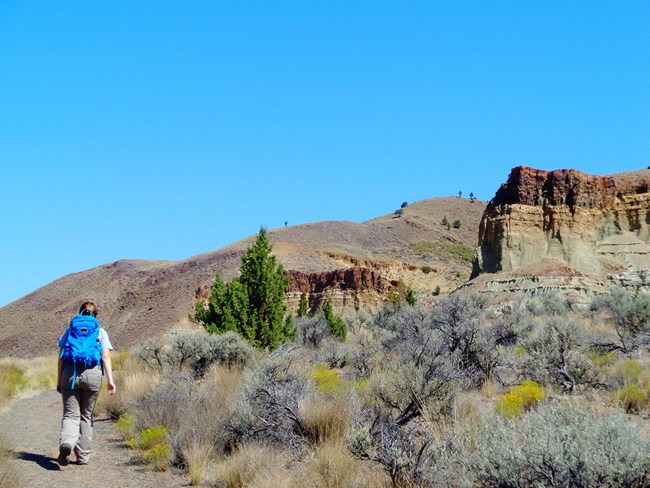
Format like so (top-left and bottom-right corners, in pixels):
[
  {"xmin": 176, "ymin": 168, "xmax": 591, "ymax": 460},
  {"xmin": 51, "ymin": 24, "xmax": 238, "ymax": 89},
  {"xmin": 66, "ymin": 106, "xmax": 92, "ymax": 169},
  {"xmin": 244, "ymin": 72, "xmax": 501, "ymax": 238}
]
[{"xmin": 58, "ymin": 328, "xmax": 113, "ymax": 350}]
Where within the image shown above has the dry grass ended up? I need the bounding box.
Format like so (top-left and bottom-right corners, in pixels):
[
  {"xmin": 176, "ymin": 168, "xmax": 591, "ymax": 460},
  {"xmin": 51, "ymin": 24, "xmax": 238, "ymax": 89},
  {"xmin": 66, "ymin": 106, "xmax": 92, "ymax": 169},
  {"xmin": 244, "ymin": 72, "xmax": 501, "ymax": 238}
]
[
  {"xmin": 300, "ymin": 391, "xmax": 353, "ymax": 446},
  {"xmin": 0, "ymin": 434, "xmax": 21, "ymax": 488},
  {"xmin": 183, "ymin": 439, "xmax": 215, "ymax": 486},
  {"xmin": 95, "ymin": 363, "xmax": 160, "ymax": 420},
  {"xmin": 0, "ymin": 356, "xmax": 57, "ymax": 409},
  {"xmin": 301, "ymin": 441, "xmax": 369, "ymax": 488},
  {"xmin": 214, "ymin": 443, "xmax": 289, "ymax": 488}
]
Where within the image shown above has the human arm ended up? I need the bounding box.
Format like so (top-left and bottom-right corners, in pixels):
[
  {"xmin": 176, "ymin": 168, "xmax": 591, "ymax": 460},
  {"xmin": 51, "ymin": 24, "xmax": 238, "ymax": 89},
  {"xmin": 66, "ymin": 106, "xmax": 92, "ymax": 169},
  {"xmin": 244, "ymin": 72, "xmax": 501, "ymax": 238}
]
[
  {"xmin": 56, "ymin": 347, "xmax": 63, "ymax": 393},
  {"xmin": 102, "ymin": 348, "xmax": 116, "ymax": 395}
]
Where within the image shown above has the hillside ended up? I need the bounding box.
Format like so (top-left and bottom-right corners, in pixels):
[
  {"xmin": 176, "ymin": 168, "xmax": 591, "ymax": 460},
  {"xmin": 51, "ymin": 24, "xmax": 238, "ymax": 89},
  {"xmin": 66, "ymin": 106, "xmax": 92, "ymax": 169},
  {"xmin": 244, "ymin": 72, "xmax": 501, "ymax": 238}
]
[{"xmin": 0, "ymin": 197, "xmax": 486, "ymax": 357}]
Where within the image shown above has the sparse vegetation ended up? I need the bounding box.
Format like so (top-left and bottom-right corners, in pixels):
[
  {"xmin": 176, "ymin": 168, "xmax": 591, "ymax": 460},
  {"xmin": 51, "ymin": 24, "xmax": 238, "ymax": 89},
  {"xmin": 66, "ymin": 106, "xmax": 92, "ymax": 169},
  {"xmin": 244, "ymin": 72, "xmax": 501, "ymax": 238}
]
[
  {"xmin": 0, "ymin": 356, "xmax": 56, "ymax": 408},
  {"xmin": 409, "ymin": 240, "xmax": 474, "ymax": 263},
  {"xmin": 9, "ymin": 286, "xmax": 648, "ymax": 486},
  {"xmin": 452, "ymin": 219, "xmax": 461, "ymax": 228},
  {"xmin": 0, "ymin": 434, "xmax": 21, "ymax": 488}
]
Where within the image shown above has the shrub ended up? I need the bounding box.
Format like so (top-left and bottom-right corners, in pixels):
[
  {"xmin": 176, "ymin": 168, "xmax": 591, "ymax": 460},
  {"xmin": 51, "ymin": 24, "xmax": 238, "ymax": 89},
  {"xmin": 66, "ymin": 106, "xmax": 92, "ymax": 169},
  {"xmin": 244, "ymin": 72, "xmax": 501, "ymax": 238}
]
[
  {"xmin": 349, "ymin": 411, "xmax": 437, "ymax": 487},
  {"xmin": 229, "ymin": 349, "xmax": 312, "ymax": 452},
  {"xmin": 143, "ymin": 442, "xmax": 171, "ymax": 471},
  {"xmin": 311, "ymin": 365, "xmax": 343, "ymax": 393},
  {"xmin": 429, "ymin": 294, "xmax": 498, "ymax": 385},
  {"xmin": 590, "ymin": 287, "xmax": 650, "ymax": 353},
  {"xmin": 452, "ymin": 219, "xmax": 461, "ymax": 229},
  {"xmin": 169, "ymin": 364, "xmax": 244, "ymax": 463},
  {"xmin": 613, "ymin": 383, "xmax": 648, "ymax": 413},
  {"xmin": 462, "ymin": 400, "xmax": 650, "ymax": 487},
  {"xmin": 298, "ymin": 315, "xmax": 331, "ymax": 348},
  {"xmin": 494, "ymin": 380, "xmax": 544, "ymax": 418},
  {"xmin": 115, "ymin": 412, "xmax": 138, "ymax": 440},
  {"xmin": 136, "ymin": 328, "xmax": 252, "ymax": 378},
  {"xmin": 519, "ymin": 317, "xmax": 594, "ymax": 391},
  {"xmin": 95, "ymin": 366, "xmax": 158, "ymax": 420},
  {"xmin": 128, "ymin": 425, "xmax": 170, "ymax": 450}
]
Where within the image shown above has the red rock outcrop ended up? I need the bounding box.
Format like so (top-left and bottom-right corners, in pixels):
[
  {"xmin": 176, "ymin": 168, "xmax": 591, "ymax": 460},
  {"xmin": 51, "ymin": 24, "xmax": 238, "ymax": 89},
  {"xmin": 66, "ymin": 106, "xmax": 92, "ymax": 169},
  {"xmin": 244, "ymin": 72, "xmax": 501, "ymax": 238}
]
[
  {"xmin": 285, "ymin": 267, "xmax": 399, "ymax": 312},
  {"xmin": 473, "ymin": 166, "xmax": 650, "ymax": 285}
]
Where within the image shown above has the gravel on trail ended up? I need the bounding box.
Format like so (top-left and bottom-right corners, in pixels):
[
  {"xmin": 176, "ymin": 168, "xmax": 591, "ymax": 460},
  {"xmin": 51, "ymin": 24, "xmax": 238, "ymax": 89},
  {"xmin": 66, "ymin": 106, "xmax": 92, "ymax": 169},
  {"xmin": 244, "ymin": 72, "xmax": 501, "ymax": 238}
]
[{"xmin": 0, "ymin": 390, "xmax": 189, "ymax": 488}]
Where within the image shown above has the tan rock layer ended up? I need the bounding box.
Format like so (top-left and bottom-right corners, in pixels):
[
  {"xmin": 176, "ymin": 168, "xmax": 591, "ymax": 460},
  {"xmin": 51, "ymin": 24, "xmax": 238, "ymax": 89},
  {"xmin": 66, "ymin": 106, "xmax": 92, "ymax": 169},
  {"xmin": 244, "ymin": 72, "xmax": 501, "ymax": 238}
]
[{"xmin": 474, "ymin": 166, "xmax": 650, "ymax": 278}]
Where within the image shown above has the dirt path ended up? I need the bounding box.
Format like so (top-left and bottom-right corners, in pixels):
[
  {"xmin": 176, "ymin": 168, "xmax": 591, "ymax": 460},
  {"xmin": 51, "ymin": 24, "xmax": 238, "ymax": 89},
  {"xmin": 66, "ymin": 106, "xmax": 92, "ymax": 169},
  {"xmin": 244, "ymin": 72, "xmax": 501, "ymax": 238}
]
[{"xmin": 0, "ymin": 390, "xmax": 190, "ymax": 488}]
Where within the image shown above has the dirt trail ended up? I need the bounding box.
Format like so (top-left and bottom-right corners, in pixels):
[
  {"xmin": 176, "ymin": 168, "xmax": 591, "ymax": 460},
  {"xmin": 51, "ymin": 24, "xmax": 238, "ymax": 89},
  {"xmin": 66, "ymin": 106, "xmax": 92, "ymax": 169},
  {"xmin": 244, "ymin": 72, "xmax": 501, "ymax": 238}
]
[{"xmin": 0, "ymin": 390, "xmax": 188, "ymax": 488}]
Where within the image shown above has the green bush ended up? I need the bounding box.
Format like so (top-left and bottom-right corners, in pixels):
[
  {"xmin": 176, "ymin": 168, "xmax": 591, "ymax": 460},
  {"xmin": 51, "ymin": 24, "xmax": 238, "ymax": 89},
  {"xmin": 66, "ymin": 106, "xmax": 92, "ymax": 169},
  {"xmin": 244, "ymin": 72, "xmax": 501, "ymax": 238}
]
[
  {"xmin": 311, "ymin": 365, "xmax": 344, "ymax": 393},
  {"xmin": 194, "ymin": 228, "xmax": 293, "ymax": 350},
  {"xmin": 0, "ymin": 366, "xmax": 27, "ymax": 405},
  {"xmin": 128, "ymin": 425, "xmax": 170, "ymax": 450},
  {"xmin": 613, "ymin": 383, "xmax": 648, "ymax": 413},
  {"xmin": 115, "ymin": 412, "xmax": 138, "ymax": 440},
  {"xmin": 143, "ymin": 442, "xmax": 171, "ymax": 471}
]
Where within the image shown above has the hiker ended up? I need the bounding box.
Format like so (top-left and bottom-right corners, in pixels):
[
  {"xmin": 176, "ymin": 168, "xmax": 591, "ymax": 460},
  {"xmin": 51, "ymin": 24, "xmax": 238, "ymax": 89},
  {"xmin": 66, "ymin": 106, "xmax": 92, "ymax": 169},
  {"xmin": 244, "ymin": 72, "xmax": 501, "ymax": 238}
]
[{"xmin": 56, "ymin": 302, "xmax": 116, "ymax": 466}]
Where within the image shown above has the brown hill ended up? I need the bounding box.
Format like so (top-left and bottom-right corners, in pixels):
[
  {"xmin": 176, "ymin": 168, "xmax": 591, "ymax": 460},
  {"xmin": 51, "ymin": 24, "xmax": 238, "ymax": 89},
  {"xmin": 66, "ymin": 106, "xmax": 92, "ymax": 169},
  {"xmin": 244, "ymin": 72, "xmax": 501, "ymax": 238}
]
[{"xmin": 0, "ymin": 197, "xmax": 485, "ymax": 357}]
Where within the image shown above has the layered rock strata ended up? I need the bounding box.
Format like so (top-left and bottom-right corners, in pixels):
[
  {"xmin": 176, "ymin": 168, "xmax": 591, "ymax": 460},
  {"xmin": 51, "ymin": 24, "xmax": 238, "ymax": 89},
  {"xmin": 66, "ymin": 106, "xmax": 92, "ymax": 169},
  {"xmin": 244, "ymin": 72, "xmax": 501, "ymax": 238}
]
[
  {"xmin": 285, "ymin": 267, "xmax": 399, "ymax": 312},
  {"xmin": 472, "ymin": 166, "xmax": 650, "ymax": 284}
]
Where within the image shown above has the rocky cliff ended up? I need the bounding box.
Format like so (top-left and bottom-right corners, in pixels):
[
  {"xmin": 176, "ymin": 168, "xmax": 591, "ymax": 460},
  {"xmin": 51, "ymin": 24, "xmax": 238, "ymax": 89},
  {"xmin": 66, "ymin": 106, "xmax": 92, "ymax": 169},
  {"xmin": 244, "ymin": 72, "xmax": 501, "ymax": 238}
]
[
  {"xmin": 472, "ymin": 166, "xmax": 650, "ymax": 288},
  {"xmin": 285, "ymin": 268, "xmax": 400, "ymax": 312}
]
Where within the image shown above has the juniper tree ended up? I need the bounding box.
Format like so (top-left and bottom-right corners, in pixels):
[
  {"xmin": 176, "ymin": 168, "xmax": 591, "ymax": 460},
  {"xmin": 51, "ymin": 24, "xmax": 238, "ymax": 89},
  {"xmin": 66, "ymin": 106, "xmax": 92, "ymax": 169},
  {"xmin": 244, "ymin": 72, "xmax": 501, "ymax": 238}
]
[
  {"xmin": 297, "ymin": 293, "xmax": 309, "ymax": 318},
  {"xmin": 321, "ymin": 298, "xmax": 347, "ymax": 341},
  {"xmin": 194, "ymin": 228, "xmax": 294, "ymax": 350}
]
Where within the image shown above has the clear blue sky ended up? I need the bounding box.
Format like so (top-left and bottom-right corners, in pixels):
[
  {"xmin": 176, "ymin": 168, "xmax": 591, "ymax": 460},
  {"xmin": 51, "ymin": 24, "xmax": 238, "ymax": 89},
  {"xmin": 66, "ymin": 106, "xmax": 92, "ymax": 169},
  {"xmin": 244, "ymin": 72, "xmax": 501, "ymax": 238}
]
[{"xmin": 1, "ymin": 1, "xmax": 648, "ymax": 307}]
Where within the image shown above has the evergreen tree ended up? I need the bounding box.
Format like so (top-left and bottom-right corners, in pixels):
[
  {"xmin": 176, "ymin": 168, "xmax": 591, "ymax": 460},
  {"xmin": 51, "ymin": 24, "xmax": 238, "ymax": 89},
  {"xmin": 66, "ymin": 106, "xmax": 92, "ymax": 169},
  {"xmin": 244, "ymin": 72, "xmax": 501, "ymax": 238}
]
[
  {"xmin": 321, "ymin": 298, "xmax": 347, "ymax": 341},
  {"xmin": 194, "ymin": 228, "xmax": 293, "ymax": 350},
  {"xmin": 297, "ymin": 293, "xmax": 309, "ymax": 318},
  {"xmin": 406, "ymin": 287, "xmax": 416, "ymax": 306}
]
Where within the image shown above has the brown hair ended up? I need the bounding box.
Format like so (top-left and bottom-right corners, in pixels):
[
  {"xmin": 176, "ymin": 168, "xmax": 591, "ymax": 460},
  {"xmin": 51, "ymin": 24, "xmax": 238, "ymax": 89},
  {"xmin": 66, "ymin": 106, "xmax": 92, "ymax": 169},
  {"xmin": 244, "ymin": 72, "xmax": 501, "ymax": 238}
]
[{"xmin": 79, "ymin": 302, "xmax": 98, "ymax": 318}]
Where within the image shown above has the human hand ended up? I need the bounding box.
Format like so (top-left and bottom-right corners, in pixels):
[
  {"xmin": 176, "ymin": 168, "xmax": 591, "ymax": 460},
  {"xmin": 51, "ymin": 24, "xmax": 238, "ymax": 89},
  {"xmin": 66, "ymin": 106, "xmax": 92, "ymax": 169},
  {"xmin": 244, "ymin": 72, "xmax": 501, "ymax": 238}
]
[{"xmin": 107, "ymin": 380, "xmax": 116, "ymax": 396}]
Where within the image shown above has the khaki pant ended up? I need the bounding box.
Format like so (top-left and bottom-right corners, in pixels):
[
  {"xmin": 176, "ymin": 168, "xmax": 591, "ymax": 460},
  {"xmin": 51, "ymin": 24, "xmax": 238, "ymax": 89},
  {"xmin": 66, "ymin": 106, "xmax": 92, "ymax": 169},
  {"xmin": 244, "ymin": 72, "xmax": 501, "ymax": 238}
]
[{"xmin": 60, "ymin": 363, "xmax": 102, "ymax": 464}]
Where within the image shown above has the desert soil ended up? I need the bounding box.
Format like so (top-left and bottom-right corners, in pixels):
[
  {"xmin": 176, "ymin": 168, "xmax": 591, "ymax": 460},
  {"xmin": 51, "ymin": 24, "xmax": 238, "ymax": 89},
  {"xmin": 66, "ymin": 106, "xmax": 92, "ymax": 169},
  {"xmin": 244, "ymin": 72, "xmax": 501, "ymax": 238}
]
[{"xmin": 0, "ymin": 390, "xmax": 191, "ymax": 488}]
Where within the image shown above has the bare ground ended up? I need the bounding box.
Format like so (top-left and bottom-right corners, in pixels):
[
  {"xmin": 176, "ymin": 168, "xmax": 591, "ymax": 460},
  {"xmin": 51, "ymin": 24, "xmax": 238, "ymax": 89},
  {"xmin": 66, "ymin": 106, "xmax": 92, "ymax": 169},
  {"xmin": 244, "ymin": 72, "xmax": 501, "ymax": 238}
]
[{"xmin": 0, "ymin": 390, "xmax": 192, "ymax": 488}]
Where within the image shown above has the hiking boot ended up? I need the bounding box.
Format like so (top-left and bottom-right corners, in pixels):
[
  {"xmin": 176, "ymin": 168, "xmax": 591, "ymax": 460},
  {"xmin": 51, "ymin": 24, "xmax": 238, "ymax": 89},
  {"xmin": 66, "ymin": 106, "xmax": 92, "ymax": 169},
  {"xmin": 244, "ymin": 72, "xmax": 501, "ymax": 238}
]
[{"xmin": 57, "ymin": 443, "xmax": 71, "ymax": 466}]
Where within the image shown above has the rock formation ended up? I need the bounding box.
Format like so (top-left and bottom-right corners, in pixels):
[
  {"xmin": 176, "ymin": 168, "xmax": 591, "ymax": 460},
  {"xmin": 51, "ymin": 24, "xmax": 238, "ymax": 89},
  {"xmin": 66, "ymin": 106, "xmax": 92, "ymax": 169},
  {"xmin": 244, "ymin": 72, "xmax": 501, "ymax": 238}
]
[
  {"xmin": 285, "ymin": 268, "xmax": 399, "ymax": 312},
  {"xmin": 472, "ymin": 166, "xmax": 650, "ymax": 289}
]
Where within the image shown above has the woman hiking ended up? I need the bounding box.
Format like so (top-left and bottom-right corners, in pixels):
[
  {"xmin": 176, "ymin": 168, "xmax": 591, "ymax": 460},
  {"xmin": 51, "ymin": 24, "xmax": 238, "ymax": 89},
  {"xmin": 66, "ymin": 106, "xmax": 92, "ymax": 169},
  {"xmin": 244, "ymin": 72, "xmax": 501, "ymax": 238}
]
[{"xmin": 56, "ymin": 302, "xmax": 116, "ymax": 466}]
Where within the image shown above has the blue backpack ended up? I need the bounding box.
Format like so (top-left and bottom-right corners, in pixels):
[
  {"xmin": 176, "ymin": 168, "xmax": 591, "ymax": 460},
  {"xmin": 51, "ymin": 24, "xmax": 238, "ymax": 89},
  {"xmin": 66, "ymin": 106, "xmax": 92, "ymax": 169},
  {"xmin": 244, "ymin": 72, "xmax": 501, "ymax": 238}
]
[{"xmin": 60, "ymin": 314, "xmax": 103, "ymax": 389}]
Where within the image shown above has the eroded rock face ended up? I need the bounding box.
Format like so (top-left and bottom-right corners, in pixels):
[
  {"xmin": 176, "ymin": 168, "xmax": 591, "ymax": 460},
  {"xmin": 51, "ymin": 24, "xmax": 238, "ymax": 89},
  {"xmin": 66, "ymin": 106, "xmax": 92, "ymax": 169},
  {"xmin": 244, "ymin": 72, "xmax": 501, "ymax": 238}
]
[
  {"xmin": 285, "ymin": 267, "xmax": 399, "ymax": 312},
  {"xmin": 473, "ymin": 166, "xmax": 650, "ymax": 279}
]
